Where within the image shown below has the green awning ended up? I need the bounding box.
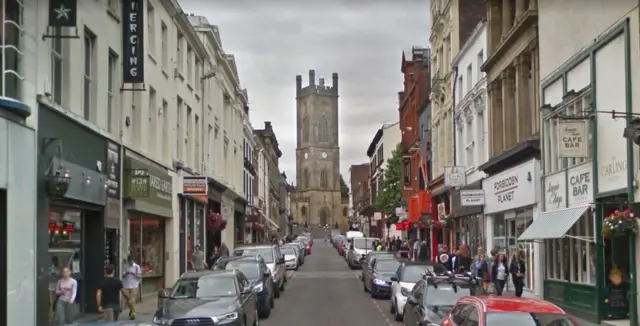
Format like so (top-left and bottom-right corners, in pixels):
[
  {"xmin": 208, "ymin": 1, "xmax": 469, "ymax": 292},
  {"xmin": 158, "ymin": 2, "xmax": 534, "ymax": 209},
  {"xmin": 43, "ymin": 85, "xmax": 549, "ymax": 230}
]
[{"xmin": 518, "ymin": 205, "xmax": 590, "ymax": 241}]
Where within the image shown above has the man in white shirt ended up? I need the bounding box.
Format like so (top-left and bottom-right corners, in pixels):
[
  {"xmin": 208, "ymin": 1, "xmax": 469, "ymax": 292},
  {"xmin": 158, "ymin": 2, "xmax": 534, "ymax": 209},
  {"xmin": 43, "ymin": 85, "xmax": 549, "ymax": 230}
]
[{"xmin": 122, "ymin": 254, "xmax": 141, "ymax": 320}]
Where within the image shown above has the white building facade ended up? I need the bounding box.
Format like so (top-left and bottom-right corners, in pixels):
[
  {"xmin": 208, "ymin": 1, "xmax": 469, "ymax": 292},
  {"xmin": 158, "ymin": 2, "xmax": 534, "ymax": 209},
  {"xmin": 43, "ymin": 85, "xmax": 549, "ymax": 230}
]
[
  {"xmin": 242, "ymin": 113, "xmax": 257, "ymax": 243},
  {"xmin": 520, "ymin": 0, "xmax": 640, "ymax": 322},
  {"xmin": 449, "ymin": 21, "xmax": 488, "ymax": 255},
  {"xmin": 256, "ymin": 137, "xmax": 271, "ymax": 237}
]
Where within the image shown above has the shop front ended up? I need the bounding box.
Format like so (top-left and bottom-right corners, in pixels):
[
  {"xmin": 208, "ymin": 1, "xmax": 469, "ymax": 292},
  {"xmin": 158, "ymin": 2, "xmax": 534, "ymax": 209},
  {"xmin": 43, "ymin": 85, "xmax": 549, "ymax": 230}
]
[
  {"xmin": 519, "ymin": 162, "xmax": 597, "ymax": 321},
  {"xmin": 36, "ymin": 103, "xmax": 110, "ymax": 325},
  {"xmin": 483, "ymin": 159, "xmax": 541, "ymax": 297},
  {"xmin": 206, "ymin": 177, "xmax": 225, "ymax": 262},
  {"xmin": 235, "ymin": 198, "xmax": 248, "ymax": 243},
  {"xmin": 3, "ymin": 99, "xmax": 36, "ymax": 326},
  {"xmin": 179, "ymin": 173, "xmax": 208, "ymax": 273},
  {"xmin": 122, "ymin": 149, "xmax": 172, "ymax": 296},
  {"xmin": 428, "ymin": 186, "xmax": 450, "ymax": 259},
  {"xmin": 450, "ymin": 181, "xmax": 484, "ymax": 255}
]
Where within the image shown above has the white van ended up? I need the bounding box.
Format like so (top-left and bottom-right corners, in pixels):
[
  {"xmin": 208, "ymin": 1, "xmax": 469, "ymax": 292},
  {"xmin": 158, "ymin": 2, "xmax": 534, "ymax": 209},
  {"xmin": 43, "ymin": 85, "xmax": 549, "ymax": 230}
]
[{"xmin": 344, "ymin": 231, "xmax": 364, "ymax": 262}]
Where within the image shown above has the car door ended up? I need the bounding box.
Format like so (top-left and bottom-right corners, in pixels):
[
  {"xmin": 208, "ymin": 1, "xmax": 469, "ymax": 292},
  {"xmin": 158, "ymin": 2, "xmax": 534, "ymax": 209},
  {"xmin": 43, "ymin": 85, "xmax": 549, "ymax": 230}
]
[
  {"xmin": 405, "ymin": 281, "xmax": 424, "ymax": 325},
  {"xmin": 366, "ymin": 258, "xmax": 377, "ymax": 289},
  {"xmin": 273, "ymin": 246, "xmax": 285, "ymax": 283},
  {"xmin": 236, "ymin": 272, "xmax": 254, "ymax": 322},
  {"xmin": 391, "ymin": 264, "xmax": 404, "ymax": 298}
]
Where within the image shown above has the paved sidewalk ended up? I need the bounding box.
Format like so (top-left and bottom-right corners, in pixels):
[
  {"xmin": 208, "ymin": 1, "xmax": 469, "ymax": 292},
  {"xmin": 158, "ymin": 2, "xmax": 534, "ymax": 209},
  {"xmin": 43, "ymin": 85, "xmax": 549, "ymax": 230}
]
[{"xmin": 503, "ymin": 291, "xmax": 603, "ymax": 326}]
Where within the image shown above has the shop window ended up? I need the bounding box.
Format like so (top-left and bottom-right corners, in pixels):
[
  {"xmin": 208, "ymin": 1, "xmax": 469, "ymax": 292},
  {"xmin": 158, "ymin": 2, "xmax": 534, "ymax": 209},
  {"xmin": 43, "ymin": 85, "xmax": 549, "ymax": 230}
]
[
  {"xmin": 129, "ymin": 218, "xmax": 165, "ymax": 278},
  {"xmin": 403, "ymin": 157, "xmax": 411, "ymax": 186},
  {"xmin": 545, "ymin": 211, "xmax": 595, "ymax": 285},
  {"xmin": 543, "ymin": 89, "xmax": 593, "ymax": 174}
]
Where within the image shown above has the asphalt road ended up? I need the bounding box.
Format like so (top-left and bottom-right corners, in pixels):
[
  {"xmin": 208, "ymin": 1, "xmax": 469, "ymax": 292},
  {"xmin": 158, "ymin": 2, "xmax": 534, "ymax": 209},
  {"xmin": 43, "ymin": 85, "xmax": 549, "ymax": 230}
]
[{"xmin": 133, "ymin": 243, "xmax": 400, "ymax": 325}]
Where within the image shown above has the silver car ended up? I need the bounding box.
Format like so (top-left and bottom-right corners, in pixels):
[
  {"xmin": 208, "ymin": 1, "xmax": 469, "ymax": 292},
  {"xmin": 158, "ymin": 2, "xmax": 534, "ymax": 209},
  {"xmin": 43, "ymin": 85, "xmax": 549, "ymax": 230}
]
[
  {"xmin": 347, "ymin": 237, "xmax": 379, "ymax": 269},
  {"xmin": 389, "ymin": 261, "xmax": 448, "ymax": 321},
  {"xmin": 233, "ymin": 244, "xmax": 287, "ymax": 298}
]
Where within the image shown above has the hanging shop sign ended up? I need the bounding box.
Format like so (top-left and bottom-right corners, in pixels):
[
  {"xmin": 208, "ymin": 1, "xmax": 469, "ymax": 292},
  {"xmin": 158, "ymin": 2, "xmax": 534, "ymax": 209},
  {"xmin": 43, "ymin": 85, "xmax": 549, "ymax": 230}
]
[
  {"xmin": 122, "ymin": 0, "xmax": 145, "ymax": 84},
  {"xmin": 544, "ymin": 171, "xmax": 566, "ymax": 211},
  {"xmin": 460, "ymin": 189, "xmax": 485, "ymax": 206},
  {"xmin": 106, "ymin": 141, "xmax": 120, "ymax": 198},
  {"xmin": 557, "ymin": 120, "xmax": 588, "ymax": 158},
  {"xmin": 444, "ymin": 166, "xmax": 467, "ymax": 187},
  {"xmin": 182, "ymin": 176, "xmax": 208, "ymax": 195}
]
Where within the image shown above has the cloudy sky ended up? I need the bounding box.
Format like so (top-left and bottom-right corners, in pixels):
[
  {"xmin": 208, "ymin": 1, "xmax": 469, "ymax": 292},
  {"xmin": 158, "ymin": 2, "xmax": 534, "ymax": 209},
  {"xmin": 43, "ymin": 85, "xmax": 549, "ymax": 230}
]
[{"xmin": 180, "ymin": 0, "xmax": 430, "ymax": 187}]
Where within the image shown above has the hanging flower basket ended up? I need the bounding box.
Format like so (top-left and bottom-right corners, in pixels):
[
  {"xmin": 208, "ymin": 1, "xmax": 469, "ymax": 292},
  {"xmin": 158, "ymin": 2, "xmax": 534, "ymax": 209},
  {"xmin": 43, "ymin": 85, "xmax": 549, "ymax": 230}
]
[
  {"xmin": 602, "ymin": 209, "xmax": 639, "ymax": 238},
  {"xmin": 440, "ymin": 215, "xmax": 453, "ymax": 228},
  {"xmin": 430, "ymin": 220, "xmax": 445, "ymax": 230},
  {"xmin": 206, "ymin": 211, "xmax": 227, "ymax": 232}
]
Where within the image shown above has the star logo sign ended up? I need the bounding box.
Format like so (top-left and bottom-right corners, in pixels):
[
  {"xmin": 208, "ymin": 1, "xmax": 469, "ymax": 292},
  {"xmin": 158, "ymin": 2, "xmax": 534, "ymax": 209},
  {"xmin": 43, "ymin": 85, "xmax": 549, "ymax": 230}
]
[{"xmin": 54, "ymin": 4, "xmax": 71, "ymax": 21}]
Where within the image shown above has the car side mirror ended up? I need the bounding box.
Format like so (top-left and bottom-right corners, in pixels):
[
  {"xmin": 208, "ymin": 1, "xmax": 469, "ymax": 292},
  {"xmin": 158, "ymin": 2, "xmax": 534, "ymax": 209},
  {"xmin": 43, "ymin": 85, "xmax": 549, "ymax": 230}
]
[
  {"xmin": 390, "ymin": 276, "xmax": 399, "ymax": 282},
  {"xmin": 241, "ymin": 287, "xmax": 252, "ymax": 295},
  {"xmin": 407, "ymin": 296, "xmax": 418, "ymax": 305},
  {"xmin": 157, "ymin": 289, "xmax": 171, "ymax": 299}
]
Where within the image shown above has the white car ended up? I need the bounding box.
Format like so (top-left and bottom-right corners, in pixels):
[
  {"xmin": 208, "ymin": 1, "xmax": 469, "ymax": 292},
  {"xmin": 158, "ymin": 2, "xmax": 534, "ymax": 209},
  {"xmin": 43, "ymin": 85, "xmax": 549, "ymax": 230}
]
[
  {"xmin": 390, "ymin": 262, "xmax": 446, "ymax": 321},
  {"xmin": 347, "ymin": 237, "xmax": 378, "ymax": 269},
  {"xmin": 281, "ymin": 246, "xmax": 299, "ymax": 270}
]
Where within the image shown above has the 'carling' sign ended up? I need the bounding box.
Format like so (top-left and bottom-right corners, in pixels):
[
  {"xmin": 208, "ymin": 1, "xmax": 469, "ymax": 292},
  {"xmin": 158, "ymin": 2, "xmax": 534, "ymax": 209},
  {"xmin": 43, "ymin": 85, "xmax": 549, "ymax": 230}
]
[{"xmin": 122, "ymin": 0, "xmax": 144, "ymax": 84}]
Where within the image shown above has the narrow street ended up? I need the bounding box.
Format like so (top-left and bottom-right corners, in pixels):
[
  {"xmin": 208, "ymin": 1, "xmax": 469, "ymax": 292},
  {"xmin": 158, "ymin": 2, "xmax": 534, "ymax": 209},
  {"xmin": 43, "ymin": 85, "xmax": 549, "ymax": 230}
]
[{"xmin": 133, "ymin": 244, "xmax": 396, "ymax": 326}]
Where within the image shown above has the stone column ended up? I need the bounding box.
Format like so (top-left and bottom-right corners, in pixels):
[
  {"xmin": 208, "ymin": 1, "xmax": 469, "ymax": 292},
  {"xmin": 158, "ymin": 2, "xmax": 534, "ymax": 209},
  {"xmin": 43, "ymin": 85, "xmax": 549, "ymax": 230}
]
[
  {"xmin": 501, "ymin": 69, "xmax": 516, "ymax": 150},
  {"xmin": 502, "ymin": 0, "xmax": 513, "ymax": 37},
  {"xmin": 488, "ymin": 81, "xmax": 503, "ymax": 157},
  {"xmin": 515, "ymin": 0, "xmax": 526, "ymax": 20},
  {"xmin": 515, "ymin": 54, "xmax": 532, "ymax": 142},
  {"xmin": 529, "ymin": 0, "xmax": 537, "ymax": 10},
  {"xmin": 487, "ymin": 0, "xmax": 502, "ymax": 54}
]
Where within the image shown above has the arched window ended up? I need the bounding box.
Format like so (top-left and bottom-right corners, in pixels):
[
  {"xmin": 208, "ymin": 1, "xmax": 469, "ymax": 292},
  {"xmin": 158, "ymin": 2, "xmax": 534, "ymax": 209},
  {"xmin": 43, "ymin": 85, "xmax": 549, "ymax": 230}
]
[
  {"xmin": 301, "ymin": 205, "xmax": 307, "ymax": 216},
  {"xmin": 319, "ymin": 208, "xmax": 328, "ymax": 226},
  {"xmin": 318, "ymin": 116, "xmax": 329, "ymax": 142},
  {"xmin": 304, "ymin": 169, "xmax": 310, "ymax": 188},
  {"xmin": 320, "ymin": 170, "xmax": 328, "ymax": 189},
  {"xmin": 301, "ymin": 115, "xmax": 309, "ymax": 143}
]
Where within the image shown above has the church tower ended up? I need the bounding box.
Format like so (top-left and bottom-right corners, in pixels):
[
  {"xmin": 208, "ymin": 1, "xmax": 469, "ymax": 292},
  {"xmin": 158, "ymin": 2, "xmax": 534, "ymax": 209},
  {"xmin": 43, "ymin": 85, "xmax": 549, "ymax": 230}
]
[{"xmin": 294, "ymin": 70, "xmax": 341, "ymax": 229}]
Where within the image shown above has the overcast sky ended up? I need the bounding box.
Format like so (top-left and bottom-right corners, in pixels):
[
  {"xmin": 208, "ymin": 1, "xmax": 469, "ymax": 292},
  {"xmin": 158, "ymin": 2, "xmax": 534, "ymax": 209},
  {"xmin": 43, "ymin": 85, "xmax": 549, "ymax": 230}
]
[{"xmin": 180, "ymin": 0, "xmax": 430, "ymax": 187}]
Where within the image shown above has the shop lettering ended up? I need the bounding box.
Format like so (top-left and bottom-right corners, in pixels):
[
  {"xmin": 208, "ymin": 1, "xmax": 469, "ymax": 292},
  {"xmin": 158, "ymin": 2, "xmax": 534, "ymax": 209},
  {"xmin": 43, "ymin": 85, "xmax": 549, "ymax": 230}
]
[
  {"xmin": 561, "ymin": 127, "xmax": 583, "ymax": 149},
  {"xmin": 149, "ymin": 175, "xmax": 171, "ymax": 193},
  {"xmin": 600, "ymin": 160, "xmax": 626, "ymax": 177},
  {"xmin": 569, "ymin": 172, "xmax": 590, "ymax": 197},
  {"xmin": 494, "ymin": 176, "xmax": 518, "ymax": 193},
  {"xmin": 546, "ymin": 182, "xmax": 563, "ymax": 206},
  {"xmin": 497, "ymin": 191, "xmax": 514, "ymax": 203}
]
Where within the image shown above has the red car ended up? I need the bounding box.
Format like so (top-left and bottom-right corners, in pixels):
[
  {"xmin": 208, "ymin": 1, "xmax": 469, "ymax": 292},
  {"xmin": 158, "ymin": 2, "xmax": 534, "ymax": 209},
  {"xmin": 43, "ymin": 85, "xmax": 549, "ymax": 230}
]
[
  {"xmin": 338, "ymin": 242, "xmax": 346, "ymax": 256},
  {"xmin": 441, "ymin": 296, "xmax": 580, "ymax": 326}
]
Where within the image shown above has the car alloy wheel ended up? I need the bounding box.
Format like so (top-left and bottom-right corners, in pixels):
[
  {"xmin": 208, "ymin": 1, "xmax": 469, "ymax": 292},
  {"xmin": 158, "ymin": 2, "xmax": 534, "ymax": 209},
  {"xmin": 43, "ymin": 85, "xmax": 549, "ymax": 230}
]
[{"xmin": 254, "ymin": 308, "xmax": 259, "ymax": 326}]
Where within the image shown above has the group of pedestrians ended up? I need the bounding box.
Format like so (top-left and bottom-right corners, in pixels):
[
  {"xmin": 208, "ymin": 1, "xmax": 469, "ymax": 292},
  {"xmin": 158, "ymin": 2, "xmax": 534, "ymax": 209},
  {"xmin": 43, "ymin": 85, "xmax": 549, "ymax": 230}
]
[{"xmin": 469, "ymin": 247, "xmax": 526, "ymax": 297}]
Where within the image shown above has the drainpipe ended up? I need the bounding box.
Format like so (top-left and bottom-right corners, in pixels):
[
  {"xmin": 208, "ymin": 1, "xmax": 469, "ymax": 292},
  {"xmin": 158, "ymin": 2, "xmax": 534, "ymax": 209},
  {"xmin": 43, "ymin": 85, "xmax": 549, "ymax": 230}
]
[{"xmin": 452, "ymin": 66, "xmax": 459, "ymax": 167}]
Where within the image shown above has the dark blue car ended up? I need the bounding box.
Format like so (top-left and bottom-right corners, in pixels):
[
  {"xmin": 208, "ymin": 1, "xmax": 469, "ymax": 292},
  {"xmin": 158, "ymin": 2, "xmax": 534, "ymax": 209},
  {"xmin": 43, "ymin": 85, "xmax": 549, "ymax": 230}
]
[{"xmin": 217, "ymin": 255, "xmax": 275, "ymax": 318}]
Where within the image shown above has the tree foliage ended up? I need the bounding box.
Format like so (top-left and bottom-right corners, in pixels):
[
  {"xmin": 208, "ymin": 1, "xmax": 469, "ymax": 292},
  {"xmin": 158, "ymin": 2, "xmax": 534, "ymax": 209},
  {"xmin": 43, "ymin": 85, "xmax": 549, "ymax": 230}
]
[
  {"xmin": 376, "ymin": 144, "xmax": 403, "ymax": 224},
  {"xmin": 340, "ymin": 174, "xmax": 349, "ymax": 198}
]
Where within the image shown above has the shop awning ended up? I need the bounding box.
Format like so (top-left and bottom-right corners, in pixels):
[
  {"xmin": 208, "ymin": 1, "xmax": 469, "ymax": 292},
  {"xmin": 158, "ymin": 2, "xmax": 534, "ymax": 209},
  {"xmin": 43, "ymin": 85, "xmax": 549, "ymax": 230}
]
[
  {"xmin": 518, "ymin": 205, "xmax": 590, "ymax": 241},
  {"xmin": 265, "ymin": 216, "xmax": 280, "ymax": 230}
]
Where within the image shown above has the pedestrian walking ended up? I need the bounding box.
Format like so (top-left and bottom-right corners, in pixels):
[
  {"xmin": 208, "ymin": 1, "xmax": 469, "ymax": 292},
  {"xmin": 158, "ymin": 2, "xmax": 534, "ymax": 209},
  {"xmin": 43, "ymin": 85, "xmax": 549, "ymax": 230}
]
[
  {"xmin": 54, "ymin": 266, "xmax": 77, "ymax": 325},
  {"xmin": 98, "ymin": 264, "xmax": 131, "ymax": 321},
  {"xmin": 510, "ymin": 251, "xmax": 526, "ymax": 297},
  {"xmin": 122, "ymin": 255, "xmax": 142, "ymax": 320},
  {"xmin": 191, "ymin": 245, "xmax": 207, "ymax": 271},
  {"xmin": 490, "ymin": 253, "xmax": 508, "ymax": 296}
]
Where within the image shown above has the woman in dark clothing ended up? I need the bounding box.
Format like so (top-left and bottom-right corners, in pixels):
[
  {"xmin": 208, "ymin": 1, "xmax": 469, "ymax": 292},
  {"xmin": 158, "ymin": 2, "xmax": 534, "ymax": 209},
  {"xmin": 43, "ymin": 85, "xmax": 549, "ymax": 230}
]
[
  {"xmin": 456, "ymin": 245, "xmax": 472, "ymax": 273},
  {"xmin": 490, "ymin": 253, "xmax": 508, "ymax": 296},
  {"xmin": 510, "ymin": 251, "xmax": 526, "ymax": 297}
]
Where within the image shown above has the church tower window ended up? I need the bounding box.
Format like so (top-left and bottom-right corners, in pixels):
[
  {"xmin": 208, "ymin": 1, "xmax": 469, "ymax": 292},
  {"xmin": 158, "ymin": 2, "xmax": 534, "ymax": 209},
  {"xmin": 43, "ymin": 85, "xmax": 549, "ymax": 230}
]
[
  {"xmin": 301, "ymin": 115, "xmax": 309, "ymax": 143},
  {"xmin": 318, "ymin": 116, "xmax": 329, "ymax": 142},
  {"xmin": 320, "ymin": 170, "xmax": 328, "ymax": 189},
  {"xmin": 304, "ymin": 169, "xmax": 311, "ymax": 188}
]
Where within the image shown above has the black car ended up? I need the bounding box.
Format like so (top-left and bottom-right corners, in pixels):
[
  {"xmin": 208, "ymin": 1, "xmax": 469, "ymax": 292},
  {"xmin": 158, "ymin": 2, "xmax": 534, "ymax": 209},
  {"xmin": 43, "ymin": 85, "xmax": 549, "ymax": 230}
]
[
  {"xmin": 361, "ymin": 251, "xmax": 395, "ymax": 281},
  {"xmin": 363, "ymin": 257, "xmax": 402, "ymax": 298},
  {"xmin": 403, "ymin": 274, "xmax": 486, "ymax": 326},
  {"xmin": 219, "ymin": 256, "xmax": 275, "ymax": 318},
  {"xmin": 154, "ymin": 270, "xmax": 259, "ymax": 326}
]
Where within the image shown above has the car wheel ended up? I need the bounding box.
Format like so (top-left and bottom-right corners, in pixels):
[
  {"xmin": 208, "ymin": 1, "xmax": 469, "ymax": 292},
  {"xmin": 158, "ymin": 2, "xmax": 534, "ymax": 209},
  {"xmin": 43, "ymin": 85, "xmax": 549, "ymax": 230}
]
[
  {"xmin": 390, "ymin": 299, "xmax": 395, "ymax": 313},
  {"xmin": 279, "ymin": 281, "xmax": 285, "ymax": 291},
  {"xmin": 254, "ymin": 307, "xmax": 260, "ymax": 325},
  {"xmin": 394, "ymin": 305, "xmax": 403, "ymax": 321},
  {"xmin": 258, "ymin": 301, "xmax": 271, "ymax": 319},
  {"xmin": 270, "ymin": 295, "xmax": 275, "ymax": 308},
  {"xmin": 273, "ymin": 283, "xmax": 281, "ymax": 298},
  {"xmin": 402, "ymin": 307, "xmax": 408, "ymax": 324}
]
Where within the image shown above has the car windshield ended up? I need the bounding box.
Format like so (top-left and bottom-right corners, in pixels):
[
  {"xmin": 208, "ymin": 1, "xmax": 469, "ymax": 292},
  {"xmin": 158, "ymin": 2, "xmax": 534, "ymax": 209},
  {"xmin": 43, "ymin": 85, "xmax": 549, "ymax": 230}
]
[
  {"xmin": 375, "ymin": 260, "xmax": 401, "ymax": 272},
  {"xmin": 224, "ymin": 261, "xmax": 261, "ymax": 279},
  {"xmin": 486, "ymin": 312, "xmax": 578, "ymax": 326},
  {"xmin": 281, "ymin": 247, "xmax": 296, "ymax": 255},
  {"xmin": 353, "ymin": 238, "xmax": 378, "ymax": 250},
  {"xmin": 402, "ymin": 265, "xmax": 436, "ymax": 282},
  {"xmin": 170, "ymin": 276, "xmax": 237, "ymax": 298},
  {"xmin": 235, "ymin": 248, "xmax": 274, "ymax": 263},
  {"xmin": 425, "ymin": 286, "xmax": 471, "ymax": 309}
]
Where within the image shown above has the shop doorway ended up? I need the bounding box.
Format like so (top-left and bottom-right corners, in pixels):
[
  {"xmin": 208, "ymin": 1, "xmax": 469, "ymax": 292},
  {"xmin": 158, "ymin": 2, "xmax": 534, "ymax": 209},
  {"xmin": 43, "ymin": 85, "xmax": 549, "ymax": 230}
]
[
  {"xmin": 1, "ymin": 189, "xmax": 6, "ymax": 325},
  {"xmin": 602, "ymin": 198, "xmax": 631, "ymax": 319}
]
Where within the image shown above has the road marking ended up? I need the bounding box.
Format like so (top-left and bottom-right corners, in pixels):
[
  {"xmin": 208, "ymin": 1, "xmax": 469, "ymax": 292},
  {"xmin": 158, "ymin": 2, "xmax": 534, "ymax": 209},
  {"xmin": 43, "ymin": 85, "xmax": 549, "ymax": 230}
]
[{"xmin": 351, "ymin": 271, "xmax": 393, "ymax": 326}]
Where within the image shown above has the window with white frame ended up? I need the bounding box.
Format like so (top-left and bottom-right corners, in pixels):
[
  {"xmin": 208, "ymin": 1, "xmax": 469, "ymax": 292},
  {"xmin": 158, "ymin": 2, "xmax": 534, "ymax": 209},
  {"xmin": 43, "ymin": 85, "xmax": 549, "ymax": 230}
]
[
  {"xmin": 543, "ymin": 89, "xmax": 592, "ymax": 174},
  {"xmin": 162, "ymin": 99, "xmax": 169, "ymax": 160},
  {"xmin": 476, "ymin": 50, "xmax": 483, "ymax": 78},
  {"xmin": 465, "ymin": 115, "xmax": 474, "ymax": 167},
  {"xmin": 545, "ymin": 211, "xmax": 595, "ymax": 285},
  {"xmin": 176, "ymin": 97, "xmax": 183, "ymax": 160},
  {"xmin": 466, "ymin": 64, "xmax": 472, "ymax": 92},
  {"xmin": 147, "ymin": 1, "xmax": 155, "ymax": 56},
  {"xmin": 457, "ymin": 75, "xmax": 463, "ymax": 101},
  {"xmin": 83, "ymin": 29, "xmax": 96, "ymax": 122},
  {"xmin": 477, "ymin": 111, "xmax": 485, "ymax": 164},
  {"xmin": 108, "ymin": 0, "xmax": 119, "ymax": 12},
  {"xmin": 148, "ymin": 87, "xmax": 157, "ymax": 153},
  {"xmin": 186, "ymin": 106, "xmax": 192, "ymax": 165},
  {"xmin": 51, "ymin": 27, "xmax": 64, "ymax": 106},
  {"xmin": 107, "ymin": 51, "xmax": 118, "ymax": 133},
  {"xmin": 455, "ymin": 117, "xmax": 464, "ymax": 166},
  {"xmin": 187, "ymin": 46, "xmax": 193, "ymax": 84},
  {"xmin": 177, "ymin": 33, "xmax": 184, "ymax": 74},
  {"xmin": 161, "ymin": 21, "xmax": 168, "ymax": 69},
  {"xmin": 2, "ymin": 0, "xmax": 23, "ymax": 100}
]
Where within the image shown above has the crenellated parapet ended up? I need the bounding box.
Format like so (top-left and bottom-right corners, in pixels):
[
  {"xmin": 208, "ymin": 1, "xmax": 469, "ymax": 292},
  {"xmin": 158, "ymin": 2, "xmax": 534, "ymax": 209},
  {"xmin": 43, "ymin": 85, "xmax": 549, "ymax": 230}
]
[{"xmin": 296, "ymin": 70, "xmax": 338, "ymax": 97}]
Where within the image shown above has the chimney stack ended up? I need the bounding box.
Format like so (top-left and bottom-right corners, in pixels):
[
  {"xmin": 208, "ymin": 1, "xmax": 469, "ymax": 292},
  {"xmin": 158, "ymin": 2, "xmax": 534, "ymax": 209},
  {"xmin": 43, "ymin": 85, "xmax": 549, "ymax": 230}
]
[
  {"xmin": 265, "ymin": 121, "xmax": 272, "ymax": 130},
  {"xmin": 296, "ymin": 75, "xmax": 302, "ymax": 94},
  {"xmin": 309, "ymin": 70, "xmax": 315, "ymax": 86},
  {"xmin": 319, "ymin": 78, "xmax": 325, "ymax": 87},
  {"xmin": 332, "ymin": 72, "xmax": 338, "ymax": 93}
]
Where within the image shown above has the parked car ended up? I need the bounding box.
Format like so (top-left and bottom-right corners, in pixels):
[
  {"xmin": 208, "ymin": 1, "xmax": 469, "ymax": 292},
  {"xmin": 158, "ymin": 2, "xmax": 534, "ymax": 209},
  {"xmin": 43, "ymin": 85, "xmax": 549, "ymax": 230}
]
[
  {"xmin": 219, "ymin": 256, "xmax": 275, "ymax": 318},
  {"xmin": 441, "ymin": 296, "xmax": 580, "ymax": 326},
  {"xmin": 234, "ymin": 244, "xmax": 287, "ymax": 298},
  {"xmin": 283, "ymin": 242, "xmax": 305, "ymax": 265},
  {"xmin": 361, "ymin": 251, "xmax": 395, "ymax": 281},
  {"xmin": 280, "ymin": 246, "xmax": 299, "ymax": 270},
  {"xmin": 362, "ymin": 257, "xmax": 402, "ymax": 298},
  {"xmin": 296, "ymin": 238, "xmax": 312, "ymax": 255},
  {"xmin": 402, "ymin": 273, "xmax": 486, "ymax": 326},
  {"xmin": 347, "ymin": 237, "xmax": 379, "ymax": 269},
  {"xmin": 390, "ymin": 261, "xmax": 447, "ymax": 321},
  {"xmin": 154, "ymin": 270, "xmax": 259, "ymax": 326}
]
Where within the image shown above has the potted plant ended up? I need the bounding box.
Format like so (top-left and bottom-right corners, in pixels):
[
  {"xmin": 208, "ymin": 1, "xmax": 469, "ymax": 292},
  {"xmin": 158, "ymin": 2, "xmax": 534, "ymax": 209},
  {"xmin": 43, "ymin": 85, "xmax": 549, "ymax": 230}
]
[{"xmin": 602, "ymin": 209, "xmax": 638, "ymax": 238}]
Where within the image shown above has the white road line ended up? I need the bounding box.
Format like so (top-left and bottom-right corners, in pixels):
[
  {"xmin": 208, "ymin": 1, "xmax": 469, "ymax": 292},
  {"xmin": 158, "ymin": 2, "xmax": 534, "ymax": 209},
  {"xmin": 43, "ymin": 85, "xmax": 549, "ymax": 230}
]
[{"xmin": 352, "ymin": 271, "xmax": 393, "ymax": 326}]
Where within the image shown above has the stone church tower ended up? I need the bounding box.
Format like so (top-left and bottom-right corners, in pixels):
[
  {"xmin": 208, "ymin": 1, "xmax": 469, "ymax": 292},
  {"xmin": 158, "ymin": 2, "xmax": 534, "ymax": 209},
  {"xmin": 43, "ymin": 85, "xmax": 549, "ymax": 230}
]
[{"xmin": 293, "ymin": 70, "xmax": 341, "ymax": 229}]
